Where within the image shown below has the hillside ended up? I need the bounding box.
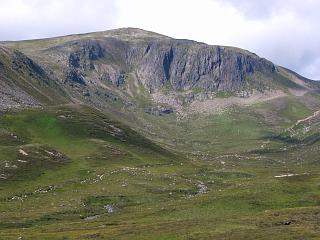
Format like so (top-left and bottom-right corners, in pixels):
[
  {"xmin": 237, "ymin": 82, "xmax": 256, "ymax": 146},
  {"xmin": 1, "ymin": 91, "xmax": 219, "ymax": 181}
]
[
  {"xmin": 0, "ymin": 46, "xmax": 68, "ymax": 110},
  {"xmin": 0, "ymin": 28, "xmax": 320, "ymax": 239}
]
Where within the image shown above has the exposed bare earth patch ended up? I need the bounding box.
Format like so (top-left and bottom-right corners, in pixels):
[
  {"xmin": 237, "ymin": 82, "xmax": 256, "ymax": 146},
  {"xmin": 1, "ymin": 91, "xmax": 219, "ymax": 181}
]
[
  {"xmin": 274, "ymin": 173, "xmax": 311, "ymax": 178},
  {"xmin": 289, "ymin": 88, "xmax": 308, "ymax": 97},
  {"xmin": 189, "ymin": 90, "xmax": 286, "ymax": 115},
  {"xmin": 295, "ymin": 110, "xmax": 320, "ymax": 126},
  {"xmin": 153, "ymin": 90, "xmax": 287, "ymax": 116}
]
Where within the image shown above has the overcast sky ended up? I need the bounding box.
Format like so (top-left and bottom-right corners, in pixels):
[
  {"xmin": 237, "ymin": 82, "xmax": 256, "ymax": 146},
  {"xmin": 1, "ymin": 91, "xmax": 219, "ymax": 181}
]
[{"xmin": 0, "ymin": 0, "xmax": 319, "ymax": 80}]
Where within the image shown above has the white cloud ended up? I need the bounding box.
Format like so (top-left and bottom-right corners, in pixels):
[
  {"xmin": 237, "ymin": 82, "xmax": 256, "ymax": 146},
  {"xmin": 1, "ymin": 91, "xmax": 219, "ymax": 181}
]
[
  {"xmin": 0, "ymin": 0, "xmax": 319, "ymax": 79},
  {"xmin": 115, "ymin": 0, "xmax": 260, "ymax": 46},
  {"xmin": 0, "ymin": 0, "xmax": 116, "ymax": 40}
]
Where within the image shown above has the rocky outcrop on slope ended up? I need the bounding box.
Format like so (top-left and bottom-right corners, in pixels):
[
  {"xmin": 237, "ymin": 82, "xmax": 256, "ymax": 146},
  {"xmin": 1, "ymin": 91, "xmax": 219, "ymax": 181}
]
[
  {"xmin": 63, "ymin": 39, "xmax": 127, "ymax": 87},
  {"xmin": 144, "ymin": 105, "xmax": 173, "ymax": 116},
  {"xmin": 65, "ymin": 40, "xmax": 104, "ymax": 85},
  {"xmin": 59, "ymin": 35, "xmax": 276, "ymax": 93},
  {"xmin": 0, "ymin": 47, "xmax": 41, "ymax": 110},
  {"xmin": 0, "ymin": 46, "xmax": 67, "ymax": 109},
  {"xmin": 0, "ymin": 80, "xmax": 40, "ymax": 111}
]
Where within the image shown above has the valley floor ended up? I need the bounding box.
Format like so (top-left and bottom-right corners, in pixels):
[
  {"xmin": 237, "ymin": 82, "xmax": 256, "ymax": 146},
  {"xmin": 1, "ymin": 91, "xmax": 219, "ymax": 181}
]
[{"xmin": 0, "ymin": 105, "xmax": 320, "ymax": 239}]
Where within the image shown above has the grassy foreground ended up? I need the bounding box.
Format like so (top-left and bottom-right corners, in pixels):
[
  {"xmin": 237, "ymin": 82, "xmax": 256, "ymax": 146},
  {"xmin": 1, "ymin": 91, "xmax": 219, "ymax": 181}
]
[{"xmin": 0, "ymin": 105, "xmax": 320, "ymax": 239}]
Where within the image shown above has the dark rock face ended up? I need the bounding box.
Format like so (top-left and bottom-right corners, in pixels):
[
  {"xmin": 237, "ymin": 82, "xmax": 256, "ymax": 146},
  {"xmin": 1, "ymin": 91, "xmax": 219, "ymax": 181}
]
[
  {"xmin": 133, "ymin": 40, "xmax": 276, "ymax": 92},
  {"xmin": 65, "ymin": 40, "xmax": 104, "ymax": 85},
  {"xmin": 68, "ymin": 40, "xmax": 104, "ymax": 69},
  {"xmin": 11, "ymin": 50, "xmax": 46, "ymax": 78},
  {"xmin": 64, "ymin": 39, "xmax": 128, "ymax": 87},
  {"xmin": 62, "ymin": 36, "xmax": 276, "ymax": 92},
  {"xmin": 66, "ymin": 69, "xmax": 86, "ymax": 85},
  {"xmin": 162, "ymin": 47, "xmax": 174, "ymax": 80}
]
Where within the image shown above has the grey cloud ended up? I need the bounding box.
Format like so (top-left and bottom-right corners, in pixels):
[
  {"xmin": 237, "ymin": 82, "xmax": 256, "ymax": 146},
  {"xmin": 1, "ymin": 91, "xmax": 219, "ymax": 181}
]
[
  {"xmin": 217, "ymin": 0, "xmax": 320, "ymax": 79},
  {"xmin": 248, "ymin": 35, "xmax": 320, "ymax": 80}
]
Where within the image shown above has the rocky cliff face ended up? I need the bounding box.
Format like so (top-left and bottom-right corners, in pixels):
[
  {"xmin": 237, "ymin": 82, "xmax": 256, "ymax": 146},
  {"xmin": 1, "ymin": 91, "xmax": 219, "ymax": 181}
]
[
  {"xmin": 57, "ymin": 35, "xmax": 276, "ymax": 94},
  {"xmin": 65, "ymin": 40, "xmax": 104, "ymax": 85},
  {"xmin": 133, "ymin": 40, "xmax": 276, "ymax": 92}
]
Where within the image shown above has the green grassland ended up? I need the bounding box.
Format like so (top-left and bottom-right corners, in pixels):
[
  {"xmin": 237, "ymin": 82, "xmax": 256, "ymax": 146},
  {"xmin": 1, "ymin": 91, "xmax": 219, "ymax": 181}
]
[{"xmin": 0, "ymin": 104, "xmax": 320, "ymax": 239}]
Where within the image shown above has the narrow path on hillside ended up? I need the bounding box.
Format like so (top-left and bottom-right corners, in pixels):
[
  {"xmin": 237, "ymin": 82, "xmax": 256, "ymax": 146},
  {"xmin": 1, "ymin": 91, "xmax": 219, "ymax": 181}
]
[
  {"xmin": 294, "ymin": 110, "xmax": 320, "ymax": 126},
  {"xmin": 287, "ymin": 109, "xmax": 320, "ymax": 134}
]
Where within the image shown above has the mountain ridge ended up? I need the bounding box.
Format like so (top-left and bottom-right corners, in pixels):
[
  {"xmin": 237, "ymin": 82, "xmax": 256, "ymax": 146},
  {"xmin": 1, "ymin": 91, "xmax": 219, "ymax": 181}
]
[{"xmin": 0, "ymin": 27, "xmax": 319, "ymax": 114}]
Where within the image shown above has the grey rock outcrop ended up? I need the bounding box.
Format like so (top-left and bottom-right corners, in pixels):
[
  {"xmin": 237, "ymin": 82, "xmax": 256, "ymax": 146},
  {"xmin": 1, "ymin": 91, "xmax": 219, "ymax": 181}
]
[
  {"xmin": 0, "ymin": 46, "xmax": 67, "ymax": 109},
  {"xmin": 133, "ymin": 40, "xmax": 275, "ymax": 92},
  {"xmin": 60, "ymin": 33, "xmax": 276, "ymax": 93},
  {"xmin": 64, "ymin": 39, "xmax": 127, "ymax": 87},
  {"xmin": 144, "ymin": 105, "xmax": 173, "ymax": 116},
  {"xmin": 65, "ymin": 40, "xmax": 104, "ymax": 85}
]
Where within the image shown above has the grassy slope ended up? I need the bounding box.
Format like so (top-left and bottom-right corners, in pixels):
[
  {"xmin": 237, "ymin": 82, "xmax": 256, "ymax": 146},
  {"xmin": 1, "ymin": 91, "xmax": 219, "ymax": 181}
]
[
  {"xmin": 0, "ymin": 104, "xmax": 320, "ymax": 239},
  {"xmin": 0, "ymin": 29, "xmax": 320, "ymax": 239}
]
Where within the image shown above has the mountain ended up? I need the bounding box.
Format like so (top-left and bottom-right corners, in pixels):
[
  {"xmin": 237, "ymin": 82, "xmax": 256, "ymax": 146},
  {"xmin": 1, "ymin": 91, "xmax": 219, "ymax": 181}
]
[
  {"xmin": 1, "ymin": 28, "xmax": 320, "ymax": 239},
  {"xmin": 1, "ymin": 27, "xmax": 319, "ymax": 151},
  {"xmin": 1, "ymin": 28, "xmax": 319, "ymax": 112}
]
